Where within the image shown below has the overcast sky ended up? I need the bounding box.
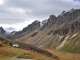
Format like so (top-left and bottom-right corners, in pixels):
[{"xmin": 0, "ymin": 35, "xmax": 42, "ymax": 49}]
[{"xmin": 0, "ymin": 0, "xmax": 80, "ymax": 32}]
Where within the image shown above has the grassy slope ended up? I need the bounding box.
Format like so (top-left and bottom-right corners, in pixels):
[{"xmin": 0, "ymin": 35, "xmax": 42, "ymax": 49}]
[
  {"xmin": 43, "ymin": 32, "xmax": 80, "ymax": 60},
  {"xmin": 59, "ymin": 32, "xmax": 80, "ymax": 53},
  {"xmin": 0, "ymin": 36, "xmax": 55, "ymax": 60},
  {"xmin": 46, "ymin": 49, "xmax": 80, "ymax": 60},
  {"xmin": 1, "ymin": 45, "xmax": 80, "ymax": 60},
  {"xmin": 0, "ymin": 45, "xmax": 54, "ymax": 60}
]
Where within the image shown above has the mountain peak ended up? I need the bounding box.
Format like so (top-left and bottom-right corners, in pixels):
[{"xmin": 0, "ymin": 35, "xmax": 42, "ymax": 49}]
[
  {"xmin": 0, "ymin": 26, "xmax": 3, "ymax": 29},
  {"xmin": 50, "ymin": 14, "xmax": 56, "ymax": 17},
  {"xmin": 0, "ymin": 26, "xmax": 6, "ymax": 35}
]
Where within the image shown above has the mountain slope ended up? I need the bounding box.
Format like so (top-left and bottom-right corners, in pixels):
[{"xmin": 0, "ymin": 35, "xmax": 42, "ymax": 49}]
[
  {"xmin": 16, "ymin": 9, "xmax": 80, "ymax": 53},
  {"xmin": 0, "ymin": 36, "xmax": 58, "ymax": 60}
]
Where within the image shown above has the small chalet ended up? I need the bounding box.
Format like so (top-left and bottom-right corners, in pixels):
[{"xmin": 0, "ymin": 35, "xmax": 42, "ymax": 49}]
[
  {"xmin": 13, "ymin": 44, "xmax": 19, "ymax": 47},
  {"xmin": 12, "ymin": 41, "xmax": 19, "ymax": 48}
]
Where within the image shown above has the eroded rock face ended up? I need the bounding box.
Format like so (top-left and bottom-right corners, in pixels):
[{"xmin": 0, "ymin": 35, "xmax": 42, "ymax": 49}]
[
  {"xmin": 58, "ymin": 9, "xmax": 80, "ymax": 22},
  {"xmin": 40, "ymin": 9, "xmax": 80, "ymax": 31},
  {"xmin": 54, "ymin": 17, "xmax": 80, "ymax": 35},
  {"xmin": 47, "ymin": 15, "xmax": 57, "ymax": 26},
  {"xmin": 40, "ymin": 15, "xmax": 57, "ymax": 30},
  {"xmin": 57, "ymin": 9, "xmax": 80, "ymax": 27},
  {"xmin": 40, "ymin": 9, "xmax": 80, "ymax": 33}
]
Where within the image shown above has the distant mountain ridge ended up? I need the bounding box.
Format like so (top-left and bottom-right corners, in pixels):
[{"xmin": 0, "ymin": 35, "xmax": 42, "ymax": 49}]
[{"xmin": 6, "ymin": 20, "xmax": 40, "ymax": 40}]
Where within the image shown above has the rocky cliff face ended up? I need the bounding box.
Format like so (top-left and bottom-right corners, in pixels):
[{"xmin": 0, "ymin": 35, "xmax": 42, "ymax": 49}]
[
  {"xmin": 57, "ymin": 9, "xmax": 80, "ymax": 27},
  {"xmin": 47, "ymin": 15, "xmax": 57, "ymax": 26},
  {"xmin": 40, "ymin": 15, "xmax": 57, "ymax": 30},
  {"xmin": 40, "ymin": 9, "xmax": 80, "ymax": 30},
  {"xmin": 34, "ymin": 9, "xmax": 80, "ymax": 32},
  {"xmin": 54, "ymin": 17, "xmax": 80, "ymax": 35},
  {"xmin": 53, "ymin": 9, "xmax": 80, "ymax": 35}
]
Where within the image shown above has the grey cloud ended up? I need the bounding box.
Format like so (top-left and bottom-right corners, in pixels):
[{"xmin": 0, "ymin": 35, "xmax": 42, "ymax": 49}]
[
  {"xmin": 0, "ymin": 0, "xmax": 80, "ymax": 24},
  {"xmin": 4, "ymin": 27, "xmax": 15, "ymax": 32},
  {"xmin": 74, "ymin": 0, "xmax": 80, "ymax": 2},
  {"xmin": 25, "ymin": 0, "xmax": 80, "ymax": 18},
  {"xmin": 0, "ymin": 18, "xmax": 25, "ymax": 24}
]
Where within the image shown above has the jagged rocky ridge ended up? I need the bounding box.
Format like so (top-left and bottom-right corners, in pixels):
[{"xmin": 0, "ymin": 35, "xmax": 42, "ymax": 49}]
[
  {"xmin": 54, "ymin": 16, "xmax": 80, "ymax": 35},
  {"xmin": 16, "ymin": 9, "xmax": 80, "ymax": 53},
  {"xmin": 40, "ymin": 9, "xmax": 80, "ymax": 30}
]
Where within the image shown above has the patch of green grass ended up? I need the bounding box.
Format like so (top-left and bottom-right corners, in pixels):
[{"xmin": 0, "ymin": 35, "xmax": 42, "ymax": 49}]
[
  {"xmin": 61, "ymin": 41, "xmax": 80, "ymax": 53},
  {"xmin": 0, "ymin": 54, "xmax": 9, "ymax": 60},
  {"xmin": 0, "ymin": 54, "xmax": 3, "ymax": 59},
  {"xmin": 0, "ymin": 45, "xmax": 54, "ymax": 60},
  {"xmin": 17, "ymin": 53, "xmax": 34, "ymax": 59}
]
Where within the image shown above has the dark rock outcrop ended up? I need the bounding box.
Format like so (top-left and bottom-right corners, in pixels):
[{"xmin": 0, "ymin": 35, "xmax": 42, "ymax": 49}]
[
  {"xmin": 57, "ymin": 9, "xmax": 80, "ymax": 27},
  {"xmin": 47, "ymin": 15, "xmax": 57, "ymax": 26},
  {"xmin": 54, "ymin": 17, "xmax": 80, "ymax": 35},
  {"xmin": 40, "ymin": 15, "xmax": 57, "ymax": 30}
]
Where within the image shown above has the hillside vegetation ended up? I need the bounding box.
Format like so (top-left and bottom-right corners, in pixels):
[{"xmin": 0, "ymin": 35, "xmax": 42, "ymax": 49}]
[{"xmin": 0, "ymin": 36, "xmax": 59, "ymax": 60}]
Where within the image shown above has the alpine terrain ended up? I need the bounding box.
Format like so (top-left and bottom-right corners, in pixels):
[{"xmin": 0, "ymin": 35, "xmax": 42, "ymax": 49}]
[{"xmin": 0, "ymin": 8, "xmax": 80, "ymax": 60}]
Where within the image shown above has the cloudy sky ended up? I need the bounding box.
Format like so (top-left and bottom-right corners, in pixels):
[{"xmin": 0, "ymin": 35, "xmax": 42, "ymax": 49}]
[{"xmin": 0, "ymin": 0, "xmax": 80, "ymax": 32}]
